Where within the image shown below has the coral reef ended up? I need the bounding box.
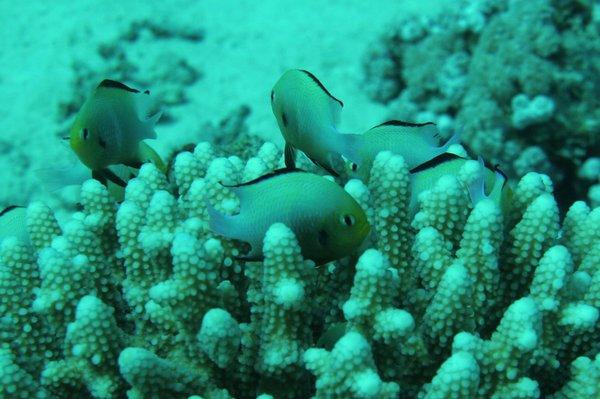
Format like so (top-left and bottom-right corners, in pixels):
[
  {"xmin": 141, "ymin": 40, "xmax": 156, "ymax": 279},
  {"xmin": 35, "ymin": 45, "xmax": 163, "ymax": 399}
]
[
  {"xmin": 1, "ymin": 138, "xmax": 598, "ymax": 398},
  {"xmin": 362, "ymin": 0, "xmax": 600, "ymax": 210}
]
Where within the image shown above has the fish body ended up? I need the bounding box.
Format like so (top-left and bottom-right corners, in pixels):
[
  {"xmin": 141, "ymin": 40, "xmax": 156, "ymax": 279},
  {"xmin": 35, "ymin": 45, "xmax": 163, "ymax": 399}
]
[
  {"xmin": 346, "ymin": 120, "xmax": 460, "ymax": 181},
  {"xmin": 208, "ymin": 169, "xmax": 370, "ymax": 264},
  {"xmin": 271, "ymin": 69, "xmax": 360, "ymax": 176},
  {"xmin": 0, "ymin": 206, "xmax": 28, "ymax": 244},
  {"xmin": 409, "ymin": 153, "xmax": 512, "ymax": 215},
  {"xmin": 69, "ymin": 79, "xmax": 164, "ymax": 185}
]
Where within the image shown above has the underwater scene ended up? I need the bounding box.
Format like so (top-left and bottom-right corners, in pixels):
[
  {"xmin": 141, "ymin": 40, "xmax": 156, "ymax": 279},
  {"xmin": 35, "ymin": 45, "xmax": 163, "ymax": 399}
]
[{"xmin": 0, "ymin": 0, "xmax": 599, "ymax": 398}]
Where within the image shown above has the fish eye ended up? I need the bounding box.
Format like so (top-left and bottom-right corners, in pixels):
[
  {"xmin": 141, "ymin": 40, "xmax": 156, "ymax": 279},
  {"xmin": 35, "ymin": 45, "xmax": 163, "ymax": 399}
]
[
  {"xmin": 351, "ymin": 163, "xmax": 358, "ymax": 172},
  {"xmin": 270, "ymin": 90, "xmax": 274, "ymax": 102},
  {"xmin": 82, "ymin": 128, "xmax": 89, "ymax": 140},
  {"xmin": 340, "ymin": 214, "xmax": 355, "ymax": 227}
]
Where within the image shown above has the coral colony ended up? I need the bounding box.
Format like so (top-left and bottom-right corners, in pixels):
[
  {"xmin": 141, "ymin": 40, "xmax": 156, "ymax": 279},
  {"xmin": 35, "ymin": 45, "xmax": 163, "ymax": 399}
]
[{"xmin": 1, "ymin": 140, "xmax": 599, "ymax": 398}]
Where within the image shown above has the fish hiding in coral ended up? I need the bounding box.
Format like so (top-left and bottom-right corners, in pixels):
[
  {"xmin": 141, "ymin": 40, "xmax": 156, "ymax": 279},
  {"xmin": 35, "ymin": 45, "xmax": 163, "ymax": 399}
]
[
  {"xmin": 69, "ymin": 79, "xmax": 166, "ymax": 187},
  {"xmin": 271, "ymin": 69, "xmax": 362, "ymax": 177},
  {"xmin": 0, "ymin": 205, "xmax": 28, "ymax": 243},
  {"xmin": 207, "ymin": 168, "xmax": 370, "ymax": 264},
  {"xmin": 344, "ymin": 120, "xmax": 460, "ymax": 181},
  {"xmin": 409, "ymin": 153, "xmax": 512, "ymax": 216}
]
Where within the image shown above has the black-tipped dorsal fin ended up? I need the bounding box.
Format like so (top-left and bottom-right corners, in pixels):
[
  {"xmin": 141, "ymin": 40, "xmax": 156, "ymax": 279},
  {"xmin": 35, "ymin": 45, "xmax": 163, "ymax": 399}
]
[
  {"xmin": 374, "ymin": 120, "xmax": 436, "ymax": 129},
  {"xmin": 0, "ymin": 205, "xmax": 23, "ymax": 217},
  {"xmin": 222, "ymin": 168, "xmax": 306, "ymax": 188},
  {"xmin": 494, "ymin": 164, "xmax": 508, "ymax": 181},
  {"xmin": 410, "ymin": 153, "xmax": 466, "ymax": 174},
  {"xmin": 97, "ymin": 79, "xmax": 140, "ymax": 93},
  {"xmin": 299, "ymin": 70, "xmax": 343, "ymax": 108}
]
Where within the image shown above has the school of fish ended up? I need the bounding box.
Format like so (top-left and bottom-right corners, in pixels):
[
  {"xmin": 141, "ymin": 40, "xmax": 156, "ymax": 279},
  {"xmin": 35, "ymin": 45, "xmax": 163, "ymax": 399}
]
[{"xmin": 0, "ymin": 71, "xmax": 513, "ymax": 264}]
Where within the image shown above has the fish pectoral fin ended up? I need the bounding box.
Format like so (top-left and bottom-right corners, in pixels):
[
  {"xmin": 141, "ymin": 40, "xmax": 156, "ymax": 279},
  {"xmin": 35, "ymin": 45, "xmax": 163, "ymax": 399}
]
[
  {"xmin": 93, "ymin": 168, "xmax": 127, "ymax": 188},
  {"xmin": 134, "ymin": 142, "xmax": 167, "ymax": 173},
  {"xmin": 284, "ymin": 143, "xmax": 297, "ymax": 169},
  {"xmin": 306, "ymin": 153, "xmax": 340, "ymax": 177}
]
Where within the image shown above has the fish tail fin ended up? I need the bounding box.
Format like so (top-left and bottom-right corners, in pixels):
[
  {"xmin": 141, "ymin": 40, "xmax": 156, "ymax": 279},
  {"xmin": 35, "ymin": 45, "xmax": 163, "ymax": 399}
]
[
  {"xmin": 143, "ymin": 109, "xmax": 162, "ymax": 140},
  {"xmin": 337, "ymin": 133, "xmax": 364, "ymax": 165},
  {"xmin": 34, "ymin": 163, "xmax": 90, "ymax": 193},
  {"xmin": 206, "ymin": 200, "xmax": 237, "ymax": 238},
  {"xmin": 443, "ymin": 129, "xmax": 461, "ymax": 148},
  {"xmin": 134, "ymin": 92, "xmax": 160, "ymax": 139}
]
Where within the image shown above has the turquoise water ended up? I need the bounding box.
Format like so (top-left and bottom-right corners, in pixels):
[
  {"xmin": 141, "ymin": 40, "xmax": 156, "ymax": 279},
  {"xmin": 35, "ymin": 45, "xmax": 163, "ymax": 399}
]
[{"xmin": 0, "ymin": 1, "xmax": 599, "ymax": 398}]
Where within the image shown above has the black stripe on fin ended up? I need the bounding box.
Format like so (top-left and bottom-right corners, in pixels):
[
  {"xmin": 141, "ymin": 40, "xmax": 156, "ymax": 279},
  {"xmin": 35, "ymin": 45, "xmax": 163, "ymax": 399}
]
[
  {"xmin": 299, "ymin": 70, "xmax": 343, "ymax": 108},
  {"xmin": 93, "ymin": 169, "xmax": 128, "ymax": 188},
  {"xmin": 494, "ymin": 164, "xmax": 508, "ymax": 180},
  {"xmin": 222, "ymin": 167, "xmax": 306, "ymax": 188},
  {"xmin": 0, "ymin": 205, "xmax": 24, "ymax": 217},
  {"xmin": 98, "ymin": 79, "xmax": 140, "ymax": 93},
  {"xmin": 410, "ymin": 153, "xmax": 466, "ymax": 174},
  {"xmin": 374, "ymin": 120, "xmax": 436, "ymax": 129},
  {"xmin": 494, "ymin": 164, "xmax": 508, "ymax": 188},
  {"xmin": 305, "ymin": 154, "xmax": 340, "ymax": 177}
]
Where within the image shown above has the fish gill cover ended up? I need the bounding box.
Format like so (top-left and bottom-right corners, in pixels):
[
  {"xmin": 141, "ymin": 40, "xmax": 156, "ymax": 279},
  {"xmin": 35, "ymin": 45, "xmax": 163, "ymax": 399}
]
[{"xmin": 0, "ymin": 0, "xmax": 599, "ymax": 399}]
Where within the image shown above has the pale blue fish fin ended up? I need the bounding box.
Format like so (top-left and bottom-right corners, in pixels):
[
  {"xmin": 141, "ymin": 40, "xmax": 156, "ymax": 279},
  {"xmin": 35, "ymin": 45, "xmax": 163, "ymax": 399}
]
[
  {"xmin": 337, "ymin": 133, "xmax": 364, "ymax": 165},
  {"xmin": 133, "ymin": 92, "xmax": 160, "ymax": 140},
  {"xmin": 442, "ymin": 129, "xmax": 461, "ymax": 149},
  {"xmin": 467, "ymin": 156, "xmax": 488, "ymax": 205},
  {"xmin": 206, "ymin": 200, "xmax": 237, "ymax": 238},
  {"xmin": 143, "ymin": 109, "xmax": 161, "ymax": 140},
  {"xmin": 34, "ymin": 161, "xmax": 90, "ymax": 193},
  {"xmin": 0, "ymin": 206, "xmax": 28, "ymax": 244},
  {"xmin": 206, "ymin": 199, "xmax": 258, "ymax": 257}
]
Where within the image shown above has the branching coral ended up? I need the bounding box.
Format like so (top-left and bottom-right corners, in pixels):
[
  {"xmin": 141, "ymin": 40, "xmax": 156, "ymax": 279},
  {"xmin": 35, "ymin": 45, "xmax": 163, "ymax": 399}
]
[
  {"xmin": 0, "ymin": 139, "xmax": 599, "ymax": 398},
  {"xmin": 362, "ymin": 0, "xmax": 600, "ymax": 209}
]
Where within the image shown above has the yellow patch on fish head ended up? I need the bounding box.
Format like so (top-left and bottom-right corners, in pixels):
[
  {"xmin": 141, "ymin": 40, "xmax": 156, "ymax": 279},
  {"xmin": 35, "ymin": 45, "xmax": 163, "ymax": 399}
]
[
  {"xmin": 69, "ymin": 114, "xmax": 108, "ymax": 171},
  {"xmin": 317, "ymin": 200, "xmax": 370, "ymax": 261}
]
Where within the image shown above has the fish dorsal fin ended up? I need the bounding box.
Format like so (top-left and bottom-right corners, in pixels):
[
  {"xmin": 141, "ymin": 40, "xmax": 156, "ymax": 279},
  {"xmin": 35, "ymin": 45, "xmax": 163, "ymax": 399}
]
[
  {"xmin": 222, "ymin": 167, "xmax": 306, "ymax": 188},
  {"xmin": 222, "ymin": 168, "xmax": 306, "ymax": 216},
  {"xmin": 97, "ymin": 79, "xmax": 140, "ymax": 93},
  {"xmin": 299, "ymin": 70, "xmax": 343, "ymax": 108},
  {"xmin": 374, "ymin": 120, "xmax": 435, "ymax": 128},
  {"xmin": 409, "ymin": 152, "xmax": 466, "ymax": 174},
  {"xmin": 0, "ymin": 205, "xmax": 23, "ymax": 217},
  {"xmin": 373, "ymin": 120, "xmax": 440, "ymax": 145}
]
